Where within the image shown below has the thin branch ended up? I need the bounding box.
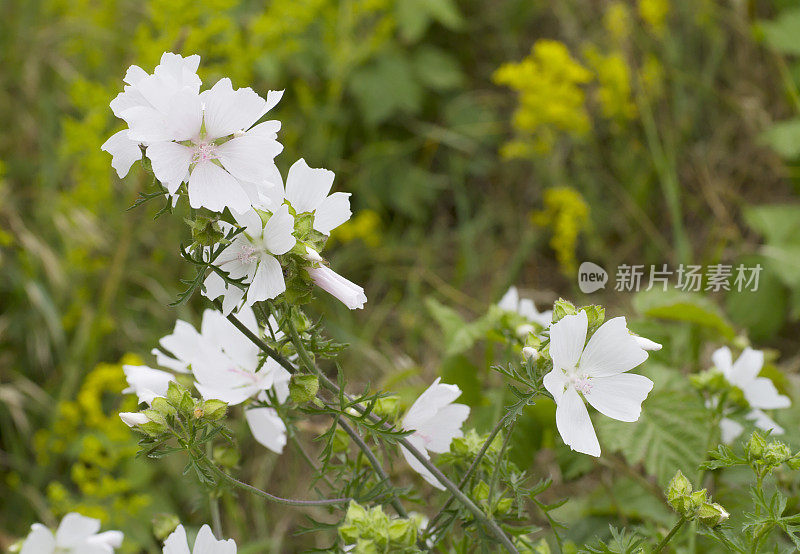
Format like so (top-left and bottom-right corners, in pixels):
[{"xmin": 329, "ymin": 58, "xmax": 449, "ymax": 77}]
[{"xmin": 209, "ymin": 463, "xmax": 351, "ymax": 507}]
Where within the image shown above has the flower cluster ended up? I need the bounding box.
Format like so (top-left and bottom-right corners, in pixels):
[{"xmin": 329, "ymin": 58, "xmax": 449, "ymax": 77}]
[
  {"xmin": 121, "ymin": 306, "xmax": 289, "ymax": 453},
  {"xmin": 102, "ymin": 52, "xmax": 365, "ymax": 312}
]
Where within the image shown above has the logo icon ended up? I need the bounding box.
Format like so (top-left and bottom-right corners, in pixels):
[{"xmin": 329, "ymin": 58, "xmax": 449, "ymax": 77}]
[{"xmin": 578, "ymin": 262, "xmax": 608, "ymax": 293}]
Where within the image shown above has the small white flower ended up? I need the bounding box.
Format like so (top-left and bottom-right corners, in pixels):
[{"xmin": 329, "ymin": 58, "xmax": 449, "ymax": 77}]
[
  {"xmin": 264, "ymin": 158, "xmax": 352, "ymax": 235},
  {"xmin": 498, "ymin": 286, "xmax": 552, "ymax": 328},
  {"xmin": 307, "ymin": 264, "xmax": 367, "ymax": 310},
  {"xmin": 400, "ymin": 378, "xmax": 470, "ymax": 489},
  {"xmin": 119, "ymin": 412, "xmax": 149, "ymax": 427},
  {"xmin": 163, "ymin": 524, "xmax": 236, "ymax": 554},
  {"xmin": 712, "ymin": 346, "xmax": 789, "ymax": 443},
  {"xmin": 543, "ymin": 311, "xmax": 654, "ymax": 457},
  {"xmin": 212, "ymin": 204, "xmax": 296, "ymax": 305},
  {"xmin": 21, "ymin": 513, "xmax": 123, "ymax": 554}
]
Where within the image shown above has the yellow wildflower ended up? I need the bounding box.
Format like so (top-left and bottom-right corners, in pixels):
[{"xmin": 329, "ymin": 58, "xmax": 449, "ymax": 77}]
[
  {"xmin": 638, "ymin": 0, "xmax": 670, "ymax": 35},
  {"xmin": 584, "ymin": 47, "xmax": 637, "ymax": 121},
  {"xmin": 532, "ymin": 187, "xmax": 589, "ymax": 275}
]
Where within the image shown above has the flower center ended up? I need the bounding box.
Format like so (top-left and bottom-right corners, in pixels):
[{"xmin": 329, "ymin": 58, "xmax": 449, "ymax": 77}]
[
  {"xmin": 569, "ymin": 374, "xmax": 593, "ymax": 395},
  {"xmin": 192, "ymin": 140, "xmax": 218, "ymax": 163},
  {"xmin": 237, "ymin": 244, "xmax": 259, "ymax": 264}
]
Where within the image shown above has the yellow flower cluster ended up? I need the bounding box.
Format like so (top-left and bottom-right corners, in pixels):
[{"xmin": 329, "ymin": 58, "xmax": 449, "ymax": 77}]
[
  {"xmin": 33, "ymin": 355, "xmax": 150, "ymax": 526},
  {"xmin": 638, "ymin": 0, "xmax": 670, "ymax": 35},
  {"xmin": 330, "ymin": 209, "xmax": 382, "ymax": 248},
  {"xmin": 531, "ymin": 187, "xmax": 589, "ymax": 275},
  {"xmin": 584, "ymin": 47, "xmax": 637, "ymax": 121},
  {"xmin": 493, "ymin": 40, "xmax": 593, "ymax": 157}
]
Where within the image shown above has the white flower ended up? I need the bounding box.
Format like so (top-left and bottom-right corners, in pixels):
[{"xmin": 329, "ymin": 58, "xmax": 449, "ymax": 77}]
[
  {"xmin": 119, "ymin": 412, "xmax": 149, "ymax": 427},
  {"xmin": 105, "ymin": 51, "xmax": 284, "ymax": 213},
  {"xmin": 102, "ymin": 52, "xmax": 202, "ymax": 178},
  {"xmin": 163, "ymin": 524, "xmax": 235, "ymax": 554},
  {"xmin": 245, "ymin": 407, "xmax": 288, "ymax": 454},
  {"xmin": 21, "ymin": 513, "xmax": 123, "ymax": 554},
  {"xmin": 543, "ymin": 311, "xmax": 654, "ymax": 457},
  {"xmin": 400, "ymin": 378, "xmax": 470, "ymax": 490},
  {"xmin": 261, "ymin": 158, "xmax": 352, "ymax": 235},
  {"xmin": 712, "ymin": 346, "xmax": 789, "ymax": 443},
  {"xmin": 498, "ymin": 286, "xmax": 552, "ymax": 328},
  {"xmin": 122, "ymin": 365, "xmax": 175, "ymax": 405},
  {"xmin": 307, "ymin": 264, "xmax": 367, "ymax": 310},
  {"xmin": 212, "ymin": 204, "xmax": 296, "ymax": 305}
]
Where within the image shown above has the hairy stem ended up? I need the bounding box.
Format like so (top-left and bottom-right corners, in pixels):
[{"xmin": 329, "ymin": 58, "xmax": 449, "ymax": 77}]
[{"xmin": 655, "ymin": 517, "xmax": 686, "ymax": 553}]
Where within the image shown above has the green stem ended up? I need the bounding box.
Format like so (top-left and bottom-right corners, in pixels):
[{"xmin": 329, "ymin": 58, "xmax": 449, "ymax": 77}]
[
  {"xmin": 209, "ymin": 463, "xmax": 351, "ymax": 507},
  {"xmin": 655, "ymin": 517, "xmax": 686, "ymax": 553},
  {"xmin": 281, "ymin": 310, "xmax": 520, "ymax": 553},
  {"xmin": 425, "ymin": 416, "xmax": 508, "ymax": 539}
]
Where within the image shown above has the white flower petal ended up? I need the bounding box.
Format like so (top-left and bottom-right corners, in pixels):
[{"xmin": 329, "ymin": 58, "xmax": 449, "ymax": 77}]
[
  {"xmin": 216, "ymin": 133, "xmax": 282, "ymax": 184},
  {"xmin": 55, "ymin": 513, "xmax": 101, "ymax": 547},
  {"xmin": 285, "ymin": 158, "xmax": 334, "ymax": 213},
  {"xmin": 497, "ymin": 287, "xmax": 518, "ymax": 312},
  {"xmin": 262, "ymin": 204, "xmax": 296, "ymax": 255},
  {"xmin": 87, "ymin": 531, "xmax": 124, "ymax": 550},
  {"xmin": 402, "ymin": 378, "xmax": 461, "ymax": 432},
  {"xmin": 119, "ymin": 412, "xmax": 149, "ymax": 427},
  {"xmin": 583, "ymin": 373, "xmax": 653, "ymax": 422},
  {"xmin": 147, "ymin": 142, "xmax": 193, "ymax": 194},
  {"xmin": 711, "ymin": 346, "xmax": 732, "ymax": 377},
  {"xmin": 745, "ymin": 378, "xmax": 791, "ymax": 410},
  {"xmin": 730, "ymin": 347, "xmax": 764, "ymax": 387},
  {"xmin": 159, "ymin": 319, "xmax": 204, "ymax": 372},
  {"xmin": 245, "ymin": 407, "xmax": 287, "ymax": 454},
  {"xmin": 400, "ymin": 435, "xmax": 445, "ymax": 490},
  {"xmin": 247, "ymin": 254, "xmax": 286, "ymax": 303},
  {"xmin": 549, "ymin": 311, "xmax": 588, "ymax": 372},
  {"xmin": 193, "ymin": 525, "xmax": 237, "ymax": 554},
  {"xmin": 121, "ymin": 106, "xmax": 176, "ymax": 143},
  {"xmin": 202, "ymin": 272, "xmax": 245, "ymax": 316},
  {"xmin": 21, "ymin": 524, "xmax": 56, "ymax": 554},
  {"xmin": 264, "ymin": 89, "xmax": 284, "ymax": 113},
  {"xmin": 542, "ymin": 369, "xmax": 568, "ymax": 402},
  {"xmin": 188, "ymin": 160, "xmax": 251, "ymax": 214},
  {"xmin": 123, "ymin": 365, "xmax": 174, "ymax": 405},
  {"xmin": 747, "ymin": 409, "xmax": 785, "ymax": 435},
  {"xmin": 314, "ymin": 192, "xmax": 352, "ymax": 235},
  {"xmin": 579, "ymin": 317, "xmax": 648, "ymax": 378},
  {"xmin": 162, "ymin": 525, "xmax": 191, "ymax": 554},
  {"xmin": 101, "ymin": 130, "xmax": 142, "ymax": 178},
  {"xmin": 555, "ymin": 386, "xmax": 600, "ymax": 457},
  {"xmin": 719, "ymin": 417, "xmax": 744, "ymax": 444},
  {"xmin": 201, "ymin": 78, "xmax": 268, "ymax": 140},
  {"xmin": 421, "ymin": 403, "xmax": 469, "ymax": 453},
  {"xmin": 162, "ymin": 89, "xmax": 203, "ymax": 142},
  {"xmin": 633, "ymin": 335, "xmax": 662, "ymax": 351},
  {"xmin": 123, "ymin": 65, "xmax": 148, "ymax": 86}
]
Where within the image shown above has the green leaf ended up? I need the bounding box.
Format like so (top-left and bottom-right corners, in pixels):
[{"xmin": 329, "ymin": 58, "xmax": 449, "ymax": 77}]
[
  {"xmin": 744, "ymin": 204, "xmax": 800, "ymax": 244},
  {"xmin": 759, "ymin": 117, "xmax": 800, "ymax": 158},
  {"xmin": 424, "ymin": 297, "xmax": 501, "ymax": 356},
  {"xmin": 596, "ymin": 366, "xmax": 710, "ymax": 487},
  {"xmin": 759, "ymin": 8, "xmax": 800, "ymax": 56},
  {"xmin": 412, "ymin": 46, "xmax": 464, "ymax": 91},
  {"xmin": 633, "ymin": 289, "xmax": 736, "ymax": 340}
]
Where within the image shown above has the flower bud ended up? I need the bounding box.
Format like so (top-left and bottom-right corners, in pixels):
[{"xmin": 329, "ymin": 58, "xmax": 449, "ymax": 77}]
[
  {"xmin": 202, "ymin": 399, "xmax": 228, "ymax": 421},
  {"xmin": 522, "ymin": 347, "xmax": 539, "ymax": 361},
  {"xmin": 290, "ymin": 374, "xmax": 319, "ymax": 404},
  {"xmin": 151, "ymin": 396, "xmax": 177, "ymax": 418},
  {"xmin": 387, "ymin": 518, "xmax": 416, "ymax": 546},
  {"xmin": 307, "ymin": 265, "xmax": 367, "ymax": 310},
  {"xmin": 747, "ymin": 431, "xmax": 767, "ymax": 460},
  {"xmin": 552, "ymin": 299, "xmax": 577, "ymax": 323},
  {"xmin": 515, "ymin": 324, "xmax": 535, "ymax": 338},
  {"xmin": 152, "ymin": 513, "xmax": 181, "ymax": 541},
  {"xmin": 119, "ymin": 412, "xmax": 149, "ymax": 428},
  {"xmin": 698, "ymin": 502, "xmax": 729, "ymax": 527},
  {"xmin": 666, "ymin": 470, "xmax": 693, "ymax": 508},
  {"xmin": 472, "ymin": 480, "xmax": 490, "ymax": 503},
  {"xmin": 143, "ymin": 408, "xmax": 168, "ymax": 426},
  {"xmin": 764, "ymin": 441, "xmax": 793, "ymax": 467}
]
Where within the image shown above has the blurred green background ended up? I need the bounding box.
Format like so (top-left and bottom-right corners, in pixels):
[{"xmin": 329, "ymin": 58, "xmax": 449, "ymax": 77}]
[{"xmin": 3, "ymin": 0, "xmax": 800, "ymax": 550}]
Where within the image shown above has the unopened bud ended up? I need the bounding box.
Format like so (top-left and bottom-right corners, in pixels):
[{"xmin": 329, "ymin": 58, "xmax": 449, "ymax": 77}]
[
  {"xmin": 748, "ymin": 431, "xmax": 767, "ymax": 460},
  {"xmin": 515, "ymin": 324, "xmax": 535, "ymax": 338},
  {"xmin": 698, "ymin": 502, "xmax": 729, "ymax": 527},
  {"xmin": 764, "ymin": 441, "xmax": 793, "ymax": 466},
  {"xmin": 119, "ymin": 412, "xmax": 149, "ymax": 427},
  {"xmin": 290, "ymin": 374, "xmax": 319, "ymax": 404},
  {"xmin": 202, "ymin": 399, "xmax": 228, "ymax": 421},
  {"xmin": 522, "ymin": 347, "xmax": 539, "ymax": 361}
]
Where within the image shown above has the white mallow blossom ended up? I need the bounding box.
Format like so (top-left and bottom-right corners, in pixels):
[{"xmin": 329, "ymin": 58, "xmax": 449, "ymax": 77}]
[
  {"xmin": 210, "ymin": 204, "xmax": 296, "ymax": 307},
  {"xmin": 163, "ymin": 524, "xmax": 235, "ymax": 554},
  {"xmin": 400, "ymin": 378, "xmax": 470, "ymax": 490},
  {"xmin": 121, "ymin": 307, "xmax": 289, "ymax": 453},
  {"xmin": 307, "ymin": 263, "xmax": 368, "ymax": 310},
  {"xmin": 104, "ymin": 52, "xmax": 284, "ymax": 214},
  {"xmin": 498, "ymin": 286, "xmax": 553, "ymax": 330},
  {"xmin": 712, "ymin": 346, "xmax": 790, "ymax": 443},
  {"xmin": 543, "ymin": 311, "xmax": 654, "ymax": 457},
  {"xmin": 265, "ymin": 158, "xmax": 353, "ymax": 235},
  {"xmin": 21, "ymin": 513, "xmax": 123, "ymax": 554},
  {"xmin": 102, "ymin": 52, "xmax": 201, "ymax": 179}
]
